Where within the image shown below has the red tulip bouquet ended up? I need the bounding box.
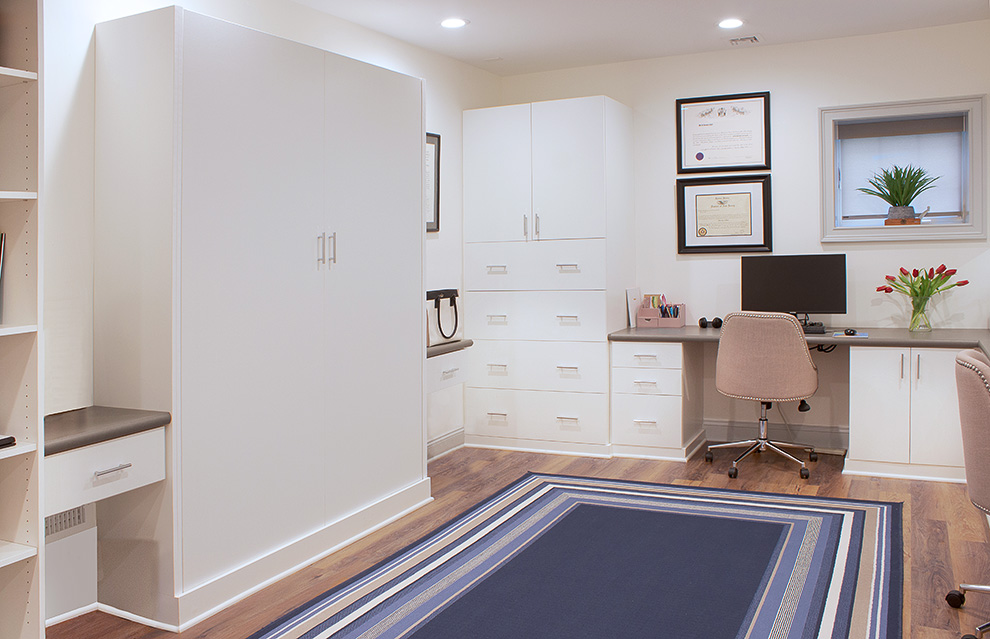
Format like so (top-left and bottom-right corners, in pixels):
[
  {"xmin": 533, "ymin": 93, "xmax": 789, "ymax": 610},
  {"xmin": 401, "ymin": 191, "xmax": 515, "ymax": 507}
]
[{"xmin": 876, "ymin": 265, "xmax": 969, "ymax": 331}]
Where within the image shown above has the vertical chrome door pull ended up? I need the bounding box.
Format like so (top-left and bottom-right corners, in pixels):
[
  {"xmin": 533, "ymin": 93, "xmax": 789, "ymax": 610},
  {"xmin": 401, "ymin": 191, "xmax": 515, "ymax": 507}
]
[
  {"xmin": 328, "ymin": 232, "xmax": 337, "ymax": 266},
  {"xmin": 317, "ymin": 232, "xmax": 326, "ymax": 269},
  {"xmin": 900, "ymin": 353, "xmax": 905, "ymax": 379},
  {"xmin": 535, "ymin": 212, "xmax": 541, "ymax": 239},
  {"xmin": 917, "ymin": 353, "xmax": 921, "ymax": 380},
  {"xmin": 523, "ymin": 214, "xmax": 529, "ymax": 239}
]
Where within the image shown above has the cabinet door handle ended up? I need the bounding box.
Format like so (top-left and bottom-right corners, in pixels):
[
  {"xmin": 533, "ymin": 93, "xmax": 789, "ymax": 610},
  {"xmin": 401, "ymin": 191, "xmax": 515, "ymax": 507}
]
[
  {"xmin": 317, "ymin": 232, "xmax": 326, "ymax": 268},
  {"xmin": 523, "ymin": 214, "xmax": 528, "ymax": 239},
  {"xmin": 917, "ymin": 353, "xmax": 921, "ymax": 380},
  {"xmin": 486, "ymin": 264, "xmax": 508, "ymax": 273},
  {"xmin": 95, "ymin": 462, "xmax": 132, "ymax": 478},
  {"xmin": 535, "ymin": 212, "xmax": 541, "ymax": 238},
  {"xmin": 328, "ymin": 232, "xmax": 337, "ymax": 266},
  {"xmin": 900, "ymin": 353, "xmax": 905, "ymax": 379}
]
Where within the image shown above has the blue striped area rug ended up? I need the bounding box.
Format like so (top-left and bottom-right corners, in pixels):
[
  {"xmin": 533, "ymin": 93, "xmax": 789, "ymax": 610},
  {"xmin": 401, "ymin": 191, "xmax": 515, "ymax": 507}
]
[{"xmin": 250, "ymin": 473, "xmax": 902, "ymax": 639}]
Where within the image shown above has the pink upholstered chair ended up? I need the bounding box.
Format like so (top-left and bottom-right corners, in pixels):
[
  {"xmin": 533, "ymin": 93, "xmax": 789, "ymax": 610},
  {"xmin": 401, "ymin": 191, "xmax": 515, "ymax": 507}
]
[
  {"xmin": 704, "ymin": 311, "xmax": 819, "ymax": 479},
  {"xmin": 945, "ymin": 348, "xmax": 990, "ymax": 639}
]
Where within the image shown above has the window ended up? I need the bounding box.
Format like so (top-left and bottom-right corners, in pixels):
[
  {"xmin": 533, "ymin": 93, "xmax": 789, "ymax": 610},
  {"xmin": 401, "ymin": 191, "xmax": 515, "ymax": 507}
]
[{"xmin": 820, "ymin": 96, "xmax": 985, "ymax": 242}]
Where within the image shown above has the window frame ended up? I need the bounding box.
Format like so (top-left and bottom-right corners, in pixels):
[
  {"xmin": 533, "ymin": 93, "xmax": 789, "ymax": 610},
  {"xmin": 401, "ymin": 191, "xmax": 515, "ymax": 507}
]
[{"xmin": 819, "ymin": 95, "xmax": 986, "ymax": 242}]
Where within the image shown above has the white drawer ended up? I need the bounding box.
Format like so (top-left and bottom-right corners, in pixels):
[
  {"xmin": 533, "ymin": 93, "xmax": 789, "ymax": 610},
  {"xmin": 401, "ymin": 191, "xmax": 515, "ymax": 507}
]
[
  {"xmin": 610, "ymin": 341, "xmax": 683, "ymax": 369},
  {"xmin": 611, "ymin": 367, "xmax": 683, "ymax": 396},
  {"xmin": 464, "ymin": 240, "xmax": 606, "ymax": 291},
  {"xmin": 610, "ymin": 393, "xmax": 684, "ymax": 448},
  {"xmin": 465, "ymin": 388, "xmax": 608, "ymax": 445},
  {"xmin": 46, "ymin": 427, "xmax": 166, "ymax": 516},
  {"xmin": 465, "ymin": 291, "xmax": 607, "ymax": 341},
  {"xmin": 467, "ymin": 340, "xmax": 607, "ymax": 392},
  {"xmin": 426, "ymin": 348, "xmax": 468, "ymax": 394}
]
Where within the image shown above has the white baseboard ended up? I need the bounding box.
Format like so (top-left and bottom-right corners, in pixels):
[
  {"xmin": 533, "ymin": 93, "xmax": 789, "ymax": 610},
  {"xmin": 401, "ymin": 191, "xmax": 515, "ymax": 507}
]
[
  {"xmin": 427, "ymin": 428, "xmax": 464, "ymax": 460},
  {"xmin": 464, "ymin": 435, "xmax": 612, "ymax": 458},
  {"xmin": 612, "ymin": 430, "xmax": 707, "ymax": 462}
]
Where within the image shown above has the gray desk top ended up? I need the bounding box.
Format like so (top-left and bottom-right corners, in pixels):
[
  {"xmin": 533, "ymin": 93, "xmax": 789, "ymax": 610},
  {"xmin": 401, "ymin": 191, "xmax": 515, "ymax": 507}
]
[
  {"xmin": 45, "ymin": 406, "xmax": 171, "ymax": 456},
  {"xmin": 609, "ymin": 326, "xmax": 990, "ymax": 355}
]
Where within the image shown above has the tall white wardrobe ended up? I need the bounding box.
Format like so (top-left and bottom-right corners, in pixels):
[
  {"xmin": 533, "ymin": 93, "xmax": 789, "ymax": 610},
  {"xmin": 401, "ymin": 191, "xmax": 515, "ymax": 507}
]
[
  {"xmin": 93, "ymin": 7, "xmax": 429, "ymax": 627},
  {"xmin": 462, "ymin": 97, "xmax": 635, "ymax": 456}
]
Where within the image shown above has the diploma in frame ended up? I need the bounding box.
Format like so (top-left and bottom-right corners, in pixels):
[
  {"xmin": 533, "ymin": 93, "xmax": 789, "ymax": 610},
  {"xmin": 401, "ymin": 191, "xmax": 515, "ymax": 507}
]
[
  {"xmin": 676, "ymin": 92, "xmax": 770, "ymax": 173},
  {"xmin": 676, "ymin": 175, "xmax": 772, "ymax": 254}
]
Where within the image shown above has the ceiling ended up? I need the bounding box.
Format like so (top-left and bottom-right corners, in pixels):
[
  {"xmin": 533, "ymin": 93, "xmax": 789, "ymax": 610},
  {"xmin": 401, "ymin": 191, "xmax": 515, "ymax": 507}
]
[{"xmin": 293, "ymin": 0, "xmax": 990, "ymax": 76}]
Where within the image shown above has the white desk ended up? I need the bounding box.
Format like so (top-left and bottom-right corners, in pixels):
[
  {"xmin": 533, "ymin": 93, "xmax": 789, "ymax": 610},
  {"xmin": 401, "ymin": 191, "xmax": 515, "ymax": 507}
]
[{"xmin": 608, "ymin": 327, "xmax": 990, "ymax": 482}]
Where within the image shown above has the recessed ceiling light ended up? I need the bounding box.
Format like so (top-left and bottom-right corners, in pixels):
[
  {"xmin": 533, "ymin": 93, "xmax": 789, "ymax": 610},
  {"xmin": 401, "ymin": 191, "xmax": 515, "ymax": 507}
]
[
  {"xmin": 441, "ymin": 17, "xmax": 468, "ymax": 29},
  {"xmin": 719, "ymin": 18, "xmax": 744, "ymax": 29}
]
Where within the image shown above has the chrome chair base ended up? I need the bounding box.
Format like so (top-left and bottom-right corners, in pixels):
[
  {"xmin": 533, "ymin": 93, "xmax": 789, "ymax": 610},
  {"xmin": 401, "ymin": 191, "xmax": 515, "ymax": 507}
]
[
  {"xmin": 705, "ymin": 403, "xmax": 816, "ymax": 478},
  {"xmin": 946, "ymin": 584, "xmax": 990, "ymax": 638}
]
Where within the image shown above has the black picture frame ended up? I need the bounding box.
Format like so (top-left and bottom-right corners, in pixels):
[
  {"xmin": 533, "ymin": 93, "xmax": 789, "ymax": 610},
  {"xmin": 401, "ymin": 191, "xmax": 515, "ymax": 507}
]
[
  {"xmin": 676, "ymin": 174, "xmax": 772, "ymax": 254},
  {"xmin": 426, "ymin": 133, "xmax": 440, "ymax": 232},
  {"xmin": 676, "ymin": 91, "xmax": 771, "ymax": 174}
]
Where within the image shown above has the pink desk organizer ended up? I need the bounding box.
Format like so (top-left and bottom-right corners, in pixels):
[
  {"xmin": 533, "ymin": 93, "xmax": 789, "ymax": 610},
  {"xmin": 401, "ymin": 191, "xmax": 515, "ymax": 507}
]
[{"xmin": 637, "ymin": 302, "xmax": 685, "ymax": 328}]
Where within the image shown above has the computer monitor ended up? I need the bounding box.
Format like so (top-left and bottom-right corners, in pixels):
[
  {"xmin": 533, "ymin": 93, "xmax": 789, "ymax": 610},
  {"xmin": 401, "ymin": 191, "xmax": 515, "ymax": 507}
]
[{"xmin": 740, "ymin": 254, "xmax": 847, "ymax": 318}]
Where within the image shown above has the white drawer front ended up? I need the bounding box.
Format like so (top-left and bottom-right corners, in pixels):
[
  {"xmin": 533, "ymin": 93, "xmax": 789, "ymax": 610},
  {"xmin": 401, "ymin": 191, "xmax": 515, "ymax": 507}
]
[
  {"xmin": 465, "ymin": 388, "xmax": 608, "ymax": 445},
  {"xmin": 466, "ymin": 291, "xmax": 606, "ymax": 341},
  {"xmin": 467, "ymin": 340, "xmax": 607, "ymax": 392},
  {"xmin": 464, "ymin": 240, "xmax": 606, "ymax": 291},
  {"xmin": 426, "ymin": 349, "xmax": 468, "ymax": 394},
  {"xmin": 46, "ymin": 427, "xmax": 166, "ymax": 516},
  {"xmin": 611, "ymin": 367, "xmax": 683, "ymax": 396},
  {"xmin": 610, "ymin": 341, "xmax": 683, "ymax": 369},
  {"xmin": 611, "ymin": 394, "xmax": 684, "ymax": 448}
]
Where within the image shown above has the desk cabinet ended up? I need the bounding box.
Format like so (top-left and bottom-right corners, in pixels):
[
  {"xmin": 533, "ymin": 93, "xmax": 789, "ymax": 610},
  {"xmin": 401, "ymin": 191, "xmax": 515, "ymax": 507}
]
[{"xmin": 847, "ymin": 346, "xmax": 964, "ymax": 481}]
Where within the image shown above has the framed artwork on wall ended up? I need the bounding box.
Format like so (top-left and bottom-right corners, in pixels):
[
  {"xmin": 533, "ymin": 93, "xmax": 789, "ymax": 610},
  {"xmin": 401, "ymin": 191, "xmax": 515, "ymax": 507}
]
[
  {"xmin": 676, "ymin": 91, "xmax": 770, "ymax": 173},
  {"xmin": 676, "ymin": 174, "xmax": 772, "ymax": 254},
  {"xmin": 426, "ymin": 132, "xmax": 440, "ymax": 232}
]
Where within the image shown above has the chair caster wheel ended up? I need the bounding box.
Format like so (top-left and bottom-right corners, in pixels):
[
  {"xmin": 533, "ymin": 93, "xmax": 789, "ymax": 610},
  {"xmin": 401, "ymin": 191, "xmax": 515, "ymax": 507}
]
[
  {"xmin": 727, "ymin": 467, "xmax": 738, "ymax": 479},
  {"xmin": 704, "ymin": 451, "xmax": 714, "ymax": 463},
  {"xmin": 962, "ymin": 635, "xmax": 977, "ymax": 639},
  {"xmin": 946, "ymin": 589, "xmax": 966, "ymax": 608},
  {"xmin": 809, "ymin": 451, "xmax": 818, "ymax": 462},
  {"xmin": 800, "ymin": 468, "xmax": 810, "ymax": 479}
]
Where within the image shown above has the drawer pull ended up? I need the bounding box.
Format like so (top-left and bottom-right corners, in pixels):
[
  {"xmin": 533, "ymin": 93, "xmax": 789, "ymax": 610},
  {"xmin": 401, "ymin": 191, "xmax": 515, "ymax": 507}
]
[
  {"xmin": 556, "ymin": 416, "xmax": 579, "ymax": 422},
  {"xmin": 633, "ymin": 420, "xmax": 658, "ymax": 427},
  {"xmin": 556, "ymin": 314, "xmax": 579, "ymax": 321},
  {"xmin": 634, "ymin": 380, "xmax": 658, "ymax": 386},
  {"xmin": 441, "ymin": 367, "xmax": 459, "ymax": 377},
  {"xmin": 487, "ymin": 412, "xmax": 508, "ymax": 418},
  {"xmin": 487, "ymin": 363, "xmax": 508, "ymax": 369},
  {"xmin": 94, "ymin": 463, "xmax": 133, "ymax": 478},
  {"xmin": 556, "ymin": 366, "xmax": 579, "ymax": 371},
  {"xmin": 487, "ymin": 314, "xmax": 508, "ymax": 322},
  {"xmin": 634, "ymin": 353, "xmax": 658, "ymax": 360},
  {"xmin": 556, "ymin": 263, "xmax": 580, "ymax": 271},
  {"xmin": 486, "ymin": 265, "xmax": 508, "ymax": 273}
]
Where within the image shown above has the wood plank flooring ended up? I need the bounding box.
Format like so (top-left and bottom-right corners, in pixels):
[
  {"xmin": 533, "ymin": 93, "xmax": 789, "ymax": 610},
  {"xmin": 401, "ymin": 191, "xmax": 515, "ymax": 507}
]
[{"xmin": 46, "ymin": 447, "xmax": 990, "ymax": 638}]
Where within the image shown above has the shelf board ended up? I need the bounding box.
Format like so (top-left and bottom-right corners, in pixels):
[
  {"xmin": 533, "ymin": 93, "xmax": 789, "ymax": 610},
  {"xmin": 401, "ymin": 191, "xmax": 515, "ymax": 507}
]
[
  {"xmin": 0, "ymin": 191, "xmax": 38, "ymax": 201},
  {"xmin": 0, "ymin": 324, "xmax": 38, "ymax": 337},
  {"xmin": 0, "ymin": 66, "xmax": 37, "ymax": 87},
  {"xmin": 0, "ymin": 441, "xmax": 36, "ymax": 462},
  {"xmin": 0, "ymin": 540, "xmax": 37, "ymax": 570}
]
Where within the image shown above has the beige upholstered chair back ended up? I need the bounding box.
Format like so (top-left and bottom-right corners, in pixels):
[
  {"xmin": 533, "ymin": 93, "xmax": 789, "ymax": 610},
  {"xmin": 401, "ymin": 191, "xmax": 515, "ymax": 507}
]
[
  {"xmin": 715, "ymin": 311, "xmax": 818, "ymax": 402},
  {"xmin": 956, "ymin": 349, "xmax": 990, "ymax": 514}
]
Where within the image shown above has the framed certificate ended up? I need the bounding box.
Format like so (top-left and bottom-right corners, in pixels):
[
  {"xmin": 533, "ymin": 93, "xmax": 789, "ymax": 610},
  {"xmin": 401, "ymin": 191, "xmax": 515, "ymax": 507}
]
[
  {"xmin": 676, "ymin": 92, "xmax": 770, "ymax": 173},
  {"xmin": 676, "ymin": 174, "xmax": 772, "ymax": 253}
]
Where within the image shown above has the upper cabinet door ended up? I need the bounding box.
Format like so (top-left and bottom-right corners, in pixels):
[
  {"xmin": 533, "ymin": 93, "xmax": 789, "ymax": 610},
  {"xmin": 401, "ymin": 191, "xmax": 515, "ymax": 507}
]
[
  {"xmin": 532, "ymin": 97, "xmax": 607, "ymax": 240},
  {"xmin": 464, "ymin": 104, "xmax": 532, "ymax": 243}
]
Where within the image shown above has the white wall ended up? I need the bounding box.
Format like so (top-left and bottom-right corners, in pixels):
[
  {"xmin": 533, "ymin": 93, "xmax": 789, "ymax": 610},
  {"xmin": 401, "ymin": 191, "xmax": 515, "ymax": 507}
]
[
  {"xmin": 42, "ymin": 0, "xmax": 500, "ymax": 415},
  {"xmin": 501, "ymin": 21, "xmax": 990, "ymax": 331}
]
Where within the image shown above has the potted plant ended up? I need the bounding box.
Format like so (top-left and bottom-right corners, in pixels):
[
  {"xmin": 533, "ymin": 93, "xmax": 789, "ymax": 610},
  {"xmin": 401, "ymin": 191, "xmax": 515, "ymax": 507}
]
[{"xmin": 857, "ymin": 165, "xmax": 939, "ymax": 221}]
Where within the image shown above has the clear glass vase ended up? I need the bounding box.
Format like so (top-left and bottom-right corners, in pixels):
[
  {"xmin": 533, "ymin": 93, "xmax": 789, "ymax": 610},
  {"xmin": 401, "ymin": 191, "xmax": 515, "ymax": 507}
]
[{"xmin": 909, "ymin": 297, "xmax": 932, "ymax": 332}]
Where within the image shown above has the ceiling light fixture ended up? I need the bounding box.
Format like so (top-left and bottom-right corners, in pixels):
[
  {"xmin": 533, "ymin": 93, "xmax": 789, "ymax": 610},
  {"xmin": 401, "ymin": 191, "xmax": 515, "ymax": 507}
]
[
  {"xmin": 441, "ymin": 17, "xmax": 468, "ymax": 29},
  {"xmin": 719, "ymin": 18, "xmax": 744, "ymax": 29}
]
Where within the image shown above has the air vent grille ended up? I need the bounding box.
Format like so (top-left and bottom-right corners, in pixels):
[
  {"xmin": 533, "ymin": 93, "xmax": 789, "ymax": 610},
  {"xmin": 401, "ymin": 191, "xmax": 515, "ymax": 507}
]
[{"xmin": 45, "ymin": 506, "xmax": 87, "ymax": 537}]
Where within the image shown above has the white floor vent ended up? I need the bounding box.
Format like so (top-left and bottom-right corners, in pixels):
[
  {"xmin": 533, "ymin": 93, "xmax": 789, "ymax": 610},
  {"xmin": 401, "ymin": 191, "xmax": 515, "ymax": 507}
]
[{"xmin": 45, "ymin": 506, "xmax": 87, "ymax": 538}]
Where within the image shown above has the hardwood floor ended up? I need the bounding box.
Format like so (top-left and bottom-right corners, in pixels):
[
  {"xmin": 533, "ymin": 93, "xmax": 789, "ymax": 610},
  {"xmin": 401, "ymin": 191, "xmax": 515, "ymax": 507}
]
[{"xmin": 47, "ymin": 446, "xmax": 990, "ymax": 638}]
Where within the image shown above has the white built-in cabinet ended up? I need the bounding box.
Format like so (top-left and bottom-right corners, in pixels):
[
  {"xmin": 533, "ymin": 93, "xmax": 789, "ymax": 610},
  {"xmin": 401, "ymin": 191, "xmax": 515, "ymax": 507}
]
[
  {"xmin": 0, "ymin": 0, "xmax": 42, "ymax": 636},
  {"xmin": 463, "ymin": 97, "xmax": 634, "ymax": 455},
  {"xmin": 93, "ymin": 7, "xmax": 427, "ymax": 626},
  {"xmin": 846, "ymin": 347, "xmax": 965, "ymax": 481}
]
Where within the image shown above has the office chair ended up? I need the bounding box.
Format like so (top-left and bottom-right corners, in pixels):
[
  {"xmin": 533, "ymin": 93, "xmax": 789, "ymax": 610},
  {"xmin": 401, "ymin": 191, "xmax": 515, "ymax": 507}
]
[
  {"xmin": 945, "ymin": 349, "xmax": 990, "ymax": 639},
  {"xmin": 704, "ymin": 311, "xmax": 819, "ymax": 479}
]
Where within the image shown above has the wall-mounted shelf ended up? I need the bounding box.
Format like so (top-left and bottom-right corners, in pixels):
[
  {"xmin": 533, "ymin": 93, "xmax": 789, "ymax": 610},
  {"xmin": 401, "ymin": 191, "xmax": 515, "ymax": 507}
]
[
  {"xmin": 0, "ymin": 442, "xmax": 36, "ymax": 462},
  {"xmin": 0, "ymin": 191, "xmax": 38, "ymax": 201},
  {"xmin": 0, "ymin": 325, "xmax": 39, "ymax": 338},
  {"xmin": 0, "ymin": 541, "xmax": 37, "ymax": 570},
  {"xmin": 0, "ymin": 66, "xmax": 37, "ymax": 87}
]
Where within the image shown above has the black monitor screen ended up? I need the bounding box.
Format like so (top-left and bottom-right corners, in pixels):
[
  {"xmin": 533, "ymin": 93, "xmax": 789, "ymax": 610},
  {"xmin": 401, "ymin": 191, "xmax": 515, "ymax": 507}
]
[{"xmin": 741, "ymin": 254, "xmax": 847, "ymax": 315}]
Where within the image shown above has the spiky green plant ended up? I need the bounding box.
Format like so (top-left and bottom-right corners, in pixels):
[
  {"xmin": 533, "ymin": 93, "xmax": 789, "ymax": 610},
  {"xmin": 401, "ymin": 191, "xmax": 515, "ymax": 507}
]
[{"xmin": 857, "ymin": 165, "xmax": 940, "ymax": 207}]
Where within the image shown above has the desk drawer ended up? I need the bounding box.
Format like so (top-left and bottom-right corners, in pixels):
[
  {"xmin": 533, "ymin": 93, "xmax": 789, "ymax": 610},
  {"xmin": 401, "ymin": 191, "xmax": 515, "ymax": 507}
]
[
  {"xmin": 46, "ymin": 427, "xmax": 166, "ymax": 516},
  {"xmin": 464, "ymin": 240, "xmax": 606, "ymax": 291},
  {"xmin": 611, "ymin": 341, "xmax": 683, "ymax": 369},
  {"xmin": 611, "ymin": 394, "xmax": 684, "ymax": 448},
  {"xmin": 465, "ymin": 388, "xmax": 608, "ymax": 445},
  {"xmin": 426, "ymin": 348, "xmax": 468, "ymax": 394},
  {"xmin": 467, "ymin": 340, "xmax": 607, "ymax": 392},
  {"xmin": 611, "ymin": 367, "xmax": 682, "ymax": 396}
]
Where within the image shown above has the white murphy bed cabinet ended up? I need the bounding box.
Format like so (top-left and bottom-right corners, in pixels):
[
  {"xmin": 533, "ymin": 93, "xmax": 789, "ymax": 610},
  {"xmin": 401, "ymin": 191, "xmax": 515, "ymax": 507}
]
[
  {"xmin": 846, "ymin": 347, "xmax": 965, "ymax": 481},
  {"xmin": 463, "ymin": 97, "xmax": 634, "ymax": 456},
  {"xmin": 93, "ymin": 7, "xmax": 428, "ymax": 627},
  {"xmin": 0, "ymin": 0, "xmax": 42, "ymax": 636}
]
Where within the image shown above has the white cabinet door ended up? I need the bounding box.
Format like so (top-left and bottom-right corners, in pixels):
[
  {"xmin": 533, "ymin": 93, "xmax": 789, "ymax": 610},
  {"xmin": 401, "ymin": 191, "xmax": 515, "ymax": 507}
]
[
  {"xmin": 323, "ymin": 53, "xmax": 424, "ymax": 519},
  {"xmin": 910, "ymin": 348, "xmax": 965, "ymax": 467},
  {"xmin": 464, "ymin": 104, "xmax": 532, "ymax": 243},
  {"xmin": 532, "ymin": 97, "xmax": 606, "ymax": 240},
  {"xmin": 177, "ymin": 13, "xmax": 327, "ymax": 590},
  {"xmin": 848, "ymin": 347, "xmax": 911, "ymax": 464}
]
